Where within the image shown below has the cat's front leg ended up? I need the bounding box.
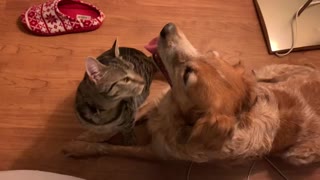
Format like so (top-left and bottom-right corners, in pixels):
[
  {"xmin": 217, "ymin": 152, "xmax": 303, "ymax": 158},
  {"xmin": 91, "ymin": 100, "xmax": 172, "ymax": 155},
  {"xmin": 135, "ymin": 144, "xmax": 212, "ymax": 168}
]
[
  {"xmin": 121, "ymin": 121, "xmax": 137, "ymax": 146},
  {"xmin": 62, "ymin": 141, "xmax": 156, "ymax": 160},
  {"xmin": 121, "ymin": 129, "xmax": 136, "ymax": 146},
  {"xmin": 75, "ymin": 128, "xmax": 119, "ymax": 143},
  {"xmin": 62, "ymin": 129, "xmax": 119, "ymax": 156}
]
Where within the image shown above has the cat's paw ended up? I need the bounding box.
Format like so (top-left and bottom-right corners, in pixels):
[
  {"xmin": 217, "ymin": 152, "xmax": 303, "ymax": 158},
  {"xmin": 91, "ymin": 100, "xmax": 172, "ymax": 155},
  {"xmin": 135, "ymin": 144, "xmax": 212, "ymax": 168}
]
[{"xmin": 62, "ymin": 141, "xmax": 101, "ymax": 158}]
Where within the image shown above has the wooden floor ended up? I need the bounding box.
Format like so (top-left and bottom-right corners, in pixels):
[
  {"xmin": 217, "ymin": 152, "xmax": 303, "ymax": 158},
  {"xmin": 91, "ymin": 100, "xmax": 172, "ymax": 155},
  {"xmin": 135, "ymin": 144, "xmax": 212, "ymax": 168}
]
[{"xmin": 1, "ymin": 0, "xmax": 320, "ymax": 179}]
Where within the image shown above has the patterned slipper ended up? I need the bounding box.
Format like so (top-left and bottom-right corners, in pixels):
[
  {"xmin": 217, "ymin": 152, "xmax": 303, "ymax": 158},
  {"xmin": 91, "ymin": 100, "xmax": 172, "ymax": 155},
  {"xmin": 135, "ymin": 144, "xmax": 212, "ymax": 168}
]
[{"xmin": 20, "ymin": 0, "xmax": 105, "ymax": 36}]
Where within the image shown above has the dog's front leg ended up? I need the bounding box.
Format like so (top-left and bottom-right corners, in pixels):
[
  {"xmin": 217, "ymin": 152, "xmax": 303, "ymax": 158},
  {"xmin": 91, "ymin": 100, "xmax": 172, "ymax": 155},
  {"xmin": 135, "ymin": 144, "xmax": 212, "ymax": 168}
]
[{"xmin": 62, "ymin": 141, "xmax": 157, "ymax": 160}]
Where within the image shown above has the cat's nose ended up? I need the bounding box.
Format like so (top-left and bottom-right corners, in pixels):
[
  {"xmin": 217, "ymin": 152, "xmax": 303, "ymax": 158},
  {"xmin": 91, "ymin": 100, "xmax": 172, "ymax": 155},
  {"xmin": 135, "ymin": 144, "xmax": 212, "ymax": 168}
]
[{"xmin": 160, "ymin": 23, "xmax": 177, "ymax": 38}]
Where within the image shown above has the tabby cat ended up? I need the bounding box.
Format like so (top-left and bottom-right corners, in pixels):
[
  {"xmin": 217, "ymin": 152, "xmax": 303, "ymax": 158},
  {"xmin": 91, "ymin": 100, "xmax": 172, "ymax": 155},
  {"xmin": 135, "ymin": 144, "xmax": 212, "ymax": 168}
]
[{"xmin": 74, "ymin": 39, "xmax": 156, "ymax": 145}]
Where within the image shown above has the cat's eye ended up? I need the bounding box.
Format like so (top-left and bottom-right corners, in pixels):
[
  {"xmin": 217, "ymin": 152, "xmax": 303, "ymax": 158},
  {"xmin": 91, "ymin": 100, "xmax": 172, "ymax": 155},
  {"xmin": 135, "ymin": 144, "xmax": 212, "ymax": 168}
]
[{"xmin": 123, "ymin": 77, "xmax": 130, "ymax": 83}]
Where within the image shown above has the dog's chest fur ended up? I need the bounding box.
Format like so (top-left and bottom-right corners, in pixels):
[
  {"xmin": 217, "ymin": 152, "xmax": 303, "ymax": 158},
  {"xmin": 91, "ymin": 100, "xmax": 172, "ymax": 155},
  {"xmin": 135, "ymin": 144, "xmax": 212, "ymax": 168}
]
[{"xmin": 147, "ymin": 92, "xmax": 191, "ymax": 159}]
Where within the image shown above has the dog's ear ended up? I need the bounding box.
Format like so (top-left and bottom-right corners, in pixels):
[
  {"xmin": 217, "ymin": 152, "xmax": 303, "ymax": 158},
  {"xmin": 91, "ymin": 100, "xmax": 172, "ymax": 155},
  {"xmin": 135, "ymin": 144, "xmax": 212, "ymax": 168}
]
[
  {"xmin": 233, "ymin": 60, "xmax": 246, "ymax": 75},
  {"xmin": 189, "ymin": 114, "xmax": 235, "ymax": 148},
  {"xmin": 233, "ymin": 61, "xmax": 257, "ymax": 85},
  {"xmin": 205, "ymin": 50, "xmax": 220, "ymax": 58},
  {"xmin": 214, "ymin": 115, "xmax": 236, "ymax": 137}
]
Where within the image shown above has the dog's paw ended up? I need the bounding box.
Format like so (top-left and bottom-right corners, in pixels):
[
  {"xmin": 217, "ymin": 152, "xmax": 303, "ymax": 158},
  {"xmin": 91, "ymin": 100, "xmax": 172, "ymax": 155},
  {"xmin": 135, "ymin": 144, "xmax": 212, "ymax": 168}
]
[{"xmin": 62, "ymin": 141, "xmax": 99, "ymax": 158}]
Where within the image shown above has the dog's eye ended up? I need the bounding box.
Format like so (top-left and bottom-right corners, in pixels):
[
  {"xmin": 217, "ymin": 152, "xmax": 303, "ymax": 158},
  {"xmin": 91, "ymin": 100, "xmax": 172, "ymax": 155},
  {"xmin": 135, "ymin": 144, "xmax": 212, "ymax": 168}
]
[{"xmin": 183, "ymin": 66, "xmax": 193, "ymax": 85}]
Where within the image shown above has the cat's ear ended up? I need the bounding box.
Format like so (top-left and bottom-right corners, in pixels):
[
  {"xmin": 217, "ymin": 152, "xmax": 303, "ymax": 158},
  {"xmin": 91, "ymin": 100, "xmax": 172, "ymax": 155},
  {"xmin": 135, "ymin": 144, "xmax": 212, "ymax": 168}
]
[
  {"xmin": 85, "ymin": 57, "xmax": 105, "ymax": 84},
  {"xmin": 111, "ymin": 38, "xmax": 120, "ymax": 58}
]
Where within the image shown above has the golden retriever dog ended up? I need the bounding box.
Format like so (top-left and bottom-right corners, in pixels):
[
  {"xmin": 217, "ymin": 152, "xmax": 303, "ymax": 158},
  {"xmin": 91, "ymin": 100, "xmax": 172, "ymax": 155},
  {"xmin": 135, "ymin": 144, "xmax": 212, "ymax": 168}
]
[{"xmin": 63, "ymin": 23, "xmax": 320, "ymax": 166}]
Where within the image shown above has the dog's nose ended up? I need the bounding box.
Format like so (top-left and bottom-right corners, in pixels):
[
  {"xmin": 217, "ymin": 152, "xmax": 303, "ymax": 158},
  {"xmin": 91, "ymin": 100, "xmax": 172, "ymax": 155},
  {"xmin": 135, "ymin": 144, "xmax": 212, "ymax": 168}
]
[{"xmin": 160, "ymin": 23, "xmax": 176, "ymax": 38}]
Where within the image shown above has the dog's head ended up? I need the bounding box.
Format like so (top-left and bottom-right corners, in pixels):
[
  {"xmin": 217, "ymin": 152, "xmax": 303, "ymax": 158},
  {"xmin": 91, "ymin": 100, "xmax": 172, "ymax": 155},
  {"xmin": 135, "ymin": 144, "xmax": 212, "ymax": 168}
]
[{"xmin": 146, "ymin": 23, "xmax": 256, "ymax": 146}]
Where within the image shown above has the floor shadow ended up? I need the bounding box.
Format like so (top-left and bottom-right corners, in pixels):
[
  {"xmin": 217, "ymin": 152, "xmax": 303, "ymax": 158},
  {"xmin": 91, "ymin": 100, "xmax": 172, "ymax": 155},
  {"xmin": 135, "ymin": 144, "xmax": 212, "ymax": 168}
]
[
  {"xmin": 16, "ymin": 16, "xmax": 33, "ymax": 36},
  {"xmin": 185, "ymin": 157, "xmax": 320, "ymax": 180},
  {"xmin": 253, "ymin": 157, "xmax": 320, "ymax": 180}
]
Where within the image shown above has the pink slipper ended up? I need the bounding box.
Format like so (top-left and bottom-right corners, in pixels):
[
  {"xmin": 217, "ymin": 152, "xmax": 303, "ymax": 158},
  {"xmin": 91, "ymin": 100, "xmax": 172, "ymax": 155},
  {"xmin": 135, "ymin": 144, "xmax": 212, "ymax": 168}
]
[{"xmin": 20, "ymin": 0, "xmax": 105, "ymax": 36}]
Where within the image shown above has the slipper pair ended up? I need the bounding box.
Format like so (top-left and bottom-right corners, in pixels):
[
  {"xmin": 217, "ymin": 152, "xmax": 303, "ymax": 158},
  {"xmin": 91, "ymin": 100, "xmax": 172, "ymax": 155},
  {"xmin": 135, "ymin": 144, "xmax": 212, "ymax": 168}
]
[{"xmin": 20, "ymin": 0, "xmax": 105, "ymax": 36}]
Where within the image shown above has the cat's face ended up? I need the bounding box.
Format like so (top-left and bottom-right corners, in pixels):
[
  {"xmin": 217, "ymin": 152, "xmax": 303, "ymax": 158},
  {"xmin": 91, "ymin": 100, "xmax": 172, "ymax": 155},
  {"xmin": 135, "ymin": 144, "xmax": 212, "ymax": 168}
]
[{"xmin": 85, "ymin": 39, "xmax": 145, "ymax": 100}]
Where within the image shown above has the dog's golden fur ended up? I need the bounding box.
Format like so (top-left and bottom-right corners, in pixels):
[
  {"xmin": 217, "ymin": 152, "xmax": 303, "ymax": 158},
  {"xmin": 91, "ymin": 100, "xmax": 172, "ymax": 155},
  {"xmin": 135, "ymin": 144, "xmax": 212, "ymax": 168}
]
[{"xmin": 63, "ymin": 23, "xmax": 320, "ymax": 166}]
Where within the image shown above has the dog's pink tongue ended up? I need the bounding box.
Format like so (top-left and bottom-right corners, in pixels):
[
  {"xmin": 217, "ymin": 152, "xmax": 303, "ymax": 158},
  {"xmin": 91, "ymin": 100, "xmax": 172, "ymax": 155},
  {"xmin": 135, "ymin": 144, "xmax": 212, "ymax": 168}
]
[
  {"xmin": 144, "ymin": 37, "xmax": 159, "ymax": 54},
  {"xmin": 144, "ymin": 37, "xmax": 173, "ymax": 87}
]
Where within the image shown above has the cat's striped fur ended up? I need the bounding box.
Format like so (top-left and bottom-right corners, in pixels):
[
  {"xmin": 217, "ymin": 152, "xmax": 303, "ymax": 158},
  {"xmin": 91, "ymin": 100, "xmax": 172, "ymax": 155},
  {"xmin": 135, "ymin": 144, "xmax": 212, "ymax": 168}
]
[{"xmin": 74, "ymin": 39, "xmax": 156, "ymax": 145}]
